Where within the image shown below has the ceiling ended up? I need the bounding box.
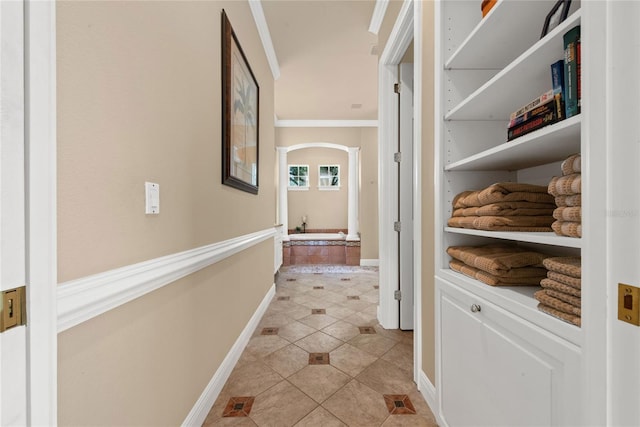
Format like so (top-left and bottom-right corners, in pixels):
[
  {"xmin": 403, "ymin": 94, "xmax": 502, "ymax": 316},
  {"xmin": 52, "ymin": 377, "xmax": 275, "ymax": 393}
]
[{"xmin": 261, "ymin": 0, "xmax": 379, "ymax": 121}]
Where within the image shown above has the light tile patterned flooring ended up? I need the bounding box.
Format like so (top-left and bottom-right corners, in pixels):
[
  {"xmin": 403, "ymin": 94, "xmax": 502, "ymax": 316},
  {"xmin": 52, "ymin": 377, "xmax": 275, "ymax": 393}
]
[{"xmin": 203, "ymin": 266, "xmax": 438, "ymax": 427}]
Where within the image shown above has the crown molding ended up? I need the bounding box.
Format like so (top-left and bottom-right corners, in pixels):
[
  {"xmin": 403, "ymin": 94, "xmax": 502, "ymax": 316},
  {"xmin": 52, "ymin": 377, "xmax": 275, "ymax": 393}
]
[
  {"xmin": 248, "ymin": 0, "xmax": 280, "ymax": 80},
  {"xmin": 368, "ymin": 0, "xmax": 390, "ymax": 34},
  {"xmin": 275, "ymin": 119, "xmax": 378, "ymax": 128}
]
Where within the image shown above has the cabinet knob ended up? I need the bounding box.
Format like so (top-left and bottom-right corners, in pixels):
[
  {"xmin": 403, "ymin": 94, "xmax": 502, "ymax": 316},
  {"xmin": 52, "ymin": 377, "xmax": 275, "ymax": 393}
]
[{"xmin": 470, "ymin": 304, "xmax": 481, "ymax": 313}]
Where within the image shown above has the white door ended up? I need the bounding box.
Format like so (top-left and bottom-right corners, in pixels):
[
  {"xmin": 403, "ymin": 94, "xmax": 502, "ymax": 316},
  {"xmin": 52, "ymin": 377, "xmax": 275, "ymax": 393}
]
[
  {"xmin": 398, "ymin": 62, "xmax": 414, "ymax": 330},
  {"xmin": 1, "ymin": 1, "xmax": 28, "ymax": 423}
]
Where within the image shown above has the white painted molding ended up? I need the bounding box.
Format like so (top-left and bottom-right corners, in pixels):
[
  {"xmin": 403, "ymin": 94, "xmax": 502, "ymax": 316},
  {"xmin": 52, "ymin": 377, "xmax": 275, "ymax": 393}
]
[
  {"xmin": 248, "ymin": 0, "xmax": 280, "ymax": 80},
  {"xmin": 57, "ymin": 228, "xmax": 277, "ymax": 332},
  {"xmin": 182, "ymin": 283, "xmax": 276, "ymax": 426},
  {"xmin": 380, "ymin": 0, "xmax": 414, "ymax": 64},
  {"xmin": 368, "ymin": 0, "xmax": 390, "ymax": 34},
  {"xmin": 419, "ymin": 370, "xmax": 443, "ymax": 427},
  {"xmin": 286, "ymin": 142, "xmax": 352, "ymax": 153},
  {"xmin": 360, "ymin": 259, "xmax": 380, "ymax": 267},
  {"xmin": 275, "ymin": 120, "xmax": 378, "ymax": 128}
]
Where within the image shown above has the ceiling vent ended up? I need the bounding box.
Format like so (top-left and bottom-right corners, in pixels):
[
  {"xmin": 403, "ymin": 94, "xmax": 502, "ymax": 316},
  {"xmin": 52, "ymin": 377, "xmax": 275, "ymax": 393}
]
[{"xmin": 351, "ymin": 104, "xmax": 363, "ymax": 109}]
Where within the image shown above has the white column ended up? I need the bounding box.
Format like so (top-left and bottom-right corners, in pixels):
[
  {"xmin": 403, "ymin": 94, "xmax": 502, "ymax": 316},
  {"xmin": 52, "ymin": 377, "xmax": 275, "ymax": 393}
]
[
  {"xmin": 277, "ymin": 147, "xmax": 289, "ymax": 240},
  {"xmin": 347, "ymin": 147, "xmax": 360, "ymax": 241}
]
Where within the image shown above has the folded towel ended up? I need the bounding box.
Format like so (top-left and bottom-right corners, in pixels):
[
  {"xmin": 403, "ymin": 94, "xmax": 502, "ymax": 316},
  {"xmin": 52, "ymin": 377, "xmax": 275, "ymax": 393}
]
[
  {"xmin": 553, "ymin": 207, "xmax": 582, "ymax": 222},
  {"xmin": 453, "ymin": 183, "xmax": 555, "ymax": 208},
  {"xmin": 538, "ymin": 303, "xmax": 581, "ymax": 327},
  {"xmin": 452, "ymin": 205, "xmax": 555, "ymax": 217},
  {"xmin": 448, "ymin": 215, "xmax": 554, "ymax": 232},
  {"xmin": 548, "ymin": 271, "xmax": 581, "ymax": 289},
  {"xmin": 543, "ymin": 256, "xmax": 581, "ymax": 278},
  {"xmin": 450, "ymin": 260, "xmax": 546, "ymax": 286},
  {"xmin": 561, "ymin": 154, "xmax": 581, "ymax": 176},
  {"xmin": 548, "ymin": 174, "xmax": 582, "ymax": 197},
  {"xmin": 447, "ymin": 244, "xmax": 549, "ymax": 277},
  {"xmin": 555, "ymin": 194, "xmax": 582, "ymax": 207},
  {"xmin": 552, "ymin": 220, "xmax": 582, "ymax": 237},
  {"xmin": 541, "ymin": 278, "xmax": 582, "ymax": 297},
  {"xmin": 544, "ymin": 289, "xmax": 581, "ymax": 308},
  {"xmin": 535, "ymin": 290, "xmax": 582, "ymax": 316}
]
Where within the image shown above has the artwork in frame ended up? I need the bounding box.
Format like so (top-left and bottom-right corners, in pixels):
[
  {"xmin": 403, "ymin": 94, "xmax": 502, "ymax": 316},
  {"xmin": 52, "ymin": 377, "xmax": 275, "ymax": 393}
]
[
  {"xmin": 222, "ymin": 10, "xmax": 259, "ymax": 194},
  {"xmin": 540, "ymin": 0, "xmax": 572, "ymax": 39}
]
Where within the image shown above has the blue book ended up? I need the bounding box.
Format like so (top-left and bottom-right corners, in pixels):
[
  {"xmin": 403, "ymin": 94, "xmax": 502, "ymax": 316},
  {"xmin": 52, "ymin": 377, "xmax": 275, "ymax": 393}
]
[
  {"xmin": 563, "ymin": 26, "xmax": 581, "ymax": 118},
  {"xmin": 551, "ymin": 59, "xmax": 565, "ymax": 121}
]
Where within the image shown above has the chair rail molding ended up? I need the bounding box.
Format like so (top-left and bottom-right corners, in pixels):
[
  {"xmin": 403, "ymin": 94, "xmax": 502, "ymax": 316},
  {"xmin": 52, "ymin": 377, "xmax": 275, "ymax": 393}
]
[{"xmin": 57, "ymin": 227, "xmax": 277, "ymax": 332}]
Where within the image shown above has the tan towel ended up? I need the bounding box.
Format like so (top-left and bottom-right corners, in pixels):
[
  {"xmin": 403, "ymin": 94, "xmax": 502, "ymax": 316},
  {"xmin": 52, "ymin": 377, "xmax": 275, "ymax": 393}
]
[
  {"xmin": 538, "ymin": 303, "xmax": 581, "ymax": 327},
  {"xmin": 561, "ymin": 154, "xmax": 581, "ymax": 176},
  {"xmin": 553, "ymin": 207, "xmax": 582, "ymax": 222},
  {"xmin": 555, "ymin": 194, "xmax": 582, "ymax": 207},
  {"xmin": 548, "ymin": 271, "xmax": 581, "ymax": 289},
  {"xmin": 548, "ymin": 174, "xmax": 582, "ymax": 197},
  {"xmin": 450, "ymin": 260, "xmax": 545, "ymax": 286},
  {"xmin": 448, "ymin": 216, "xmax": 554, "ymax": 232},
  {"xmin": 453, "ymin": 183, "xmax": 555, "ymax": 208},
  {"xmin": 551, "ymin": 220, "xmax": 582, "ymax": 237},
  {"xmin": 541, "ymin": 278, "xmax": 582, "ymax": 297},
  {"xmin": 544, "ymin": 289, "xmax": 581, "ymax": 308},
  {"xmin": 543, "ymin": 256, "xmax": 581, "ymax": 278},
  {"xmin": 535, "ymin": 290, "xmax": 582, "ymax": 316},
  {"xmin": 447, "ymin": 244, "xmax": 549, "ymax": 277},
  {"xmin": 452, "ymin": 203, "xmax": 556, "ymax": 217}
]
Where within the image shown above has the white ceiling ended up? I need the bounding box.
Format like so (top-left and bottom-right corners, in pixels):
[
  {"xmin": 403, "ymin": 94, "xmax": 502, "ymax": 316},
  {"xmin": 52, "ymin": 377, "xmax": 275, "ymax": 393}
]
[{"xmin": 261, "ymin": 0, "xmax": 379, "ymax": 121}]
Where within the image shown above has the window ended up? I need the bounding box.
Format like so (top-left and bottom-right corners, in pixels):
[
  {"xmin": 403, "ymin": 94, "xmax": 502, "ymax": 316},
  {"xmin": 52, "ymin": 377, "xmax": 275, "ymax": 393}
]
[
  {"xmin": 288, "ymin": 165, "xmax": 309, "ymax": 189},
  {"xmin": 318, "ymin": 165, "xmax": 340, "ymax": 189}
]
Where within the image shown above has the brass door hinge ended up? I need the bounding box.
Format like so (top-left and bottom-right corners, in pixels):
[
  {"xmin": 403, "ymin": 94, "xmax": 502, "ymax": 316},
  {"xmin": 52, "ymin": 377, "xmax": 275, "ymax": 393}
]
[{"xmin": 1, "ymin": 286, "xmax": 26, "ymax": 333}]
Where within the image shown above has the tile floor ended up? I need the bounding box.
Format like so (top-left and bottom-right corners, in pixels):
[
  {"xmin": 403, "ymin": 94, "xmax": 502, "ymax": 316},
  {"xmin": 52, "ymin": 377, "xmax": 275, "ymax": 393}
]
[{"xmin": 203, "ymin": 265, "xmax": 438, "ymax": 427}]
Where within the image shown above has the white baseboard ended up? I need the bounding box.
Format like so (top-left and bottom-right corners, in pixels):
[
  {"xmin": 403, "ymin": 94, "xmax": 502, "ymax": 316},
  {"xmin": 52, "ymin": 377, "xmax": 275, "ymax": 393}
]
[
  {"xmin": 419, "ymin": 370, "xmax": 446, "ymax": 427},
  {"xmin": 182, "ymin": 283, "xmax": 276, "ymax": 426},
  {"xmin": 360, "ymin": 259, "xmax": 379, "ymax": 267}
]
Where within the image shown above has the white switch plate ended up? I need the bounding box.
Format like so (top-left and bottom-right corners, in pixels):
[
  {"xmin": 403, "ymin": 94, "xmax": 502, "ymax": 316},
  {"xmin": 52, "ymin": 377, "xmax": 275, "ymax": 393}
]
[{"xmin": 145, "ymin": 182, "xmax": 159, "ymax": 214}]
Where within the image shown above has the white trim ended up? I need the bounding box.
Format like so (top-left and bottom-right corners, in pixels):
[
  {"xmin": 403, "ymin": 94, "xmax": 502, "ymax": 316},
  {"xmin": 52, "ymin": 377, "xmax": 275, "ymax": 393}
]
[
  {"xmin": 182, "ymin": 283, "xmax": 276, "ymax": 426},
  {"xmin": 57, "ymin": 228, "xmax": 276, "ymax": 332},
  {"xmin": 248, "ymin": 0, "xmax": 280, "ymax": 80},
  {"xmin": 368, "ymin": 0, "xmax": 389, "ymax": 35},
  {"xmin": 287, "ymin": 186, "xmax": 309, "ymax": 191},
  {"xmin": 25, "ymin": 1, "xmax": 58, "ymax": 424},
  {"xmin": 317, "ymin": 186, "xmax": 340, "ymax": 191},
  {"xmin": 275, "ymin": 119, "xmax": 378, "ymax": 128},
  {"xmin": 286, "ymin": 142, "xmax": 350, "ymax": 153},
  {"xmin": 360, "ymin": 259, "xmax": 380, "ymax": 267},
  {"xmin": 419, "ymin": 370, "xmax": 445, "ymax": 427}
]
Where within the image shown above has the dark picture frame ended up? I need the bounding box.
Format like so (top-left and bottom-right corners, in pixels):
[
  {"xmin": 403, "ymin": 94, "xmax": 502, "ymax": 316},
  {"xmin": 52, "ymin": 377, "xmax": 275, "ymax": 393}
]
[
  {"xmin": 540, "ymin": 0, "xmax": 572, "ymax": 39},
  {"xmin": 222, "ymin": 10, "xmax": 259, "ymax": 194}
]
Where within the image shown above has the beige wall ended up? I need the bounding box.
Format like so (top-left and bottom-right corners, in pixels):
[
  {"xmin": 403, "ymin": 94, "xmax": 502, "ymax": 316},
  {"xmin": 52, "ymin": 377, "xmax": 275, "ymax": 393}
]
[
  {"xmin": 276, "ymin": 127, "xmax": 378, "ymax": 260},
  {"xmin": 57, "ymin": 1, "xmax": 276, "ymax": 424}
]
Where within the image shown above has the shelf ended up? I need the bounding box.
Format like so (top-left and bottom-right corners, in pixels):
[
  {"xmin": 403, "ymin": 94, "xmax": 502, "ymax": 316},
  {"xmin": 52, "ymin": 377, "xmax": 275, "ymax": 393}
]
[
  {"xmin": 445, "ymin": 227, "xmax": 582, "ymax": 248},
  {"xmin": 446, "ymin": 115, "xmax": 581, "ymax": 171},
  {"xmin": 438, "ymin": 268, "xmax": 581, "ymax": 345},
  {"xmin": 445, "ymin": 10, "xmax": 581, "ymax": 121},
  {"xmin": 446, "ymin": 0, "xmax": 563, "ymax": 69}
]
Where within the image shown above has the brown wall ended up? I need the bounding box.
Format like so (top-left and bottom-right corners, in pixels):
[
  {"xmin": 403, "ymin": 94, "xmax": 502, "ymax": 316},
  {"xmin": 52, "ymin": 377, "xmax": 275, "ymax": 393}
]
[
  {"xmin": 56, "ymin": 1, "xmax": 276, "ymax": 424},
  {"xmin": 276, "ymin": 127, "xmax": 378, "ymax": 260}
]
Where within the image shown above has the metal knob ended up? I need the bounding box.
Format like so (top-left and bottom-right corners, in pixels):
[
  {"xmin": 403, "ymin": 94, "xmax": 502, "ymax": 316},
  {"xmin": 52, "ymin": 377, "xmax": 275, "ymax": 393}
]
[{"xmin": 470, "ymin": 304, "xmax": 481, "ymax": 313}]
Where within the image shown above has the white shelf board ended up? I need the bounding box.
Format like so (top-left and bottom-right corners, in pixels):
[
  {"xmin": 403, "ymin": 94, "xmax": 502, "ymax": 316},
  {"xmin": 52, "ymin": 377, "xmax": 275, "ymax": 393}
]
[
  {"xmin": 446, "ymin": 0, "xmax": 562, "ymax": 69},
  {"xmin": 438, "ymin": 268, "xmax": 582, "ymax": 346},
  {"xmin": 446, "ymin": 10, "xmax": 581, "ymax": 121},
  {"xmin": 446, "ymin": 115, "xmax": 581, "ymax": 171},
  {"xmin": 445, "ymin": 227, "xmax": 582, "ymax": 248}
]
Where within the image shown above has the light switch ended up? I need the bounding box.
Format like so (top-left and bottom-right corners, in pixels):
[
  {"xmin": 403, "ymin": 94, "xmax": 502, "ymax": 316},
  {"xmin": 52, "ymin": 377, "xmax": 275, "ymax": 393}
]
[{"xmin": 145, "ymin": 182, "xmax": 160, "ymax": 214}]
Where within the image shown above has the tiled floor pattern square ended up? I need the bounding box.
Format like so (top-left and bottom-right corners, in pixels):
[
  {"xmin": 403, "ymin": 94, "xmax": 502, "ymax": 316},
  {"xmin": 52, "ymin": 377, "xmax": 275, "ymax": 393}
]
[{"xmin": 203, "ymin": 266, "xmax": 438, "ymax": 426}]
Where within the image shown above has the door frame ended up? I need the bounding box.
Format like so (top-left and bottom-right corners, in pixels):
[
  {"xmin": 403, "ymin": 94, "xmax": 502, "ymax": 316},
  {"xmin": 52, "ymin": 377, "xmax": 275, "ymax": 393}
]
[
  {"xmin": 377, "ymin": 0, "xmax": 422, "ymax": 384},
  {"xmin": 24, "ymin": 1, "xmax": 57, "ymax": 424}
]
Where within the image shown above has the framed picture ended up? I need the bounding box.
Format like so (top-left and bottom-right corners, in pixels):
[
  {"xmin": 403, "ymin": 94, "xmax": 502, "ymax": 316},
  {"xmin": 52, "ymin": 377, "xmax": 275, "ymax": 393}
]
[
  {"xmin": 222, "ymin": 10, "xmax": 259, "ymax": 194},
  {"xmin": 540, "ymin": 0, "xmax": 572, "ymax": 39}
]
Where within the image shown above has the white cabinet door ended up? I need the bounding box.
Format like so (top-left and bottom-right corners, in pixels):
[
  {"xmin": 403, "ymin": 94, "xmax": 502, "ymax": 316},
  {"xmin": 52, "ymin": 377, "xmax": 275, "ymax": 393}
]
[{"xmin": 438, "ymin": 279, "xmax": 581, "ymax": 427}]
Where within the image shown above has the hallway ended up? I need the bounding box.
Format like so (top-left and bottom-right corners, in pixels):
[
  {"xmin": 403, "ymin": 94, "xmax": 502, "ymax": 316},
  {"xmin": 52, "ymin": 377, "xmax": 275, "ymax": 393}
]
[{"xmin": 203, "ymin": 266, "xmax": 437, "ymax": 426}]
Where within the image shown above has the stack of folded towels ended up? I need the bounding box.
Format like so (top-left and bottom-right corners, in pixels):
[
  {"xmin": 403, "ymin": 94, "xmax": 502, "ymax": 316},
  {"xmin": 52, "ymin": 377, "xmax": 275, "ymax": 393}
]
[
  {"xmin": 535, "ymin": 256, "xmax": 581, "ymax": 326},
  {"xmin": 548, "ymin": 154, "xmax": 582, "ymax": 237},
  {"xmin": 447, "ymin": 182, "xmax": 557, "ymax": 232},
  {"xmin": 447, "ymin": 244, "xmax": 550, "ymax": 286}
]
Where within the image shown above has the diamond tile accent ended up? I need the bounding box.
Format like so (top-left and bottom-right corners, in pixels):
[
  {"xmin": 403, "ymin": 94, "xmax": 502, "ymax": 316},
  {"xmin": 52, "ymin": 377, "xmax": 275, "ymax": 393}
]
[
  {"xmin": 312, "ymin": 308, "xmax": 326, "ymax": 315},
  {"xmin": 384, "ymin": 394, "xmax": 416, "ymax": 415},
  {"xmin": 222, "ymin": 396, "xmax": 255, "ymax": 417},
  {"xmin": 286, "ymin": 278, "xmax": 297, "ymax": 282},
  {"xmin": 341, "ymin": 278, "xmax": 351, "ymax": 281},
  {"xmin": 374, "ymin": 285, "xmax": 379, "ymax": 289},
  {"xmin": 261, "ymin": 327, "xmax": 279, "ymax": 335},
  {"xmin": 347, "ymin": 295, "xmax": 360, "ymax": 300},
  {"xmin": 358, "ymin": 326, "xmax": 376, "ymax": 334},
  {"xmin": 277, "ymin": 296, "xmax": 290, "ymax": 301},
  {"xmin": 313, "ymin": 286, "xmax": 325, "ymax": 290},
  {"xmin": 309, "ymin": 352, "xmax": 330, "ymax": 365}
]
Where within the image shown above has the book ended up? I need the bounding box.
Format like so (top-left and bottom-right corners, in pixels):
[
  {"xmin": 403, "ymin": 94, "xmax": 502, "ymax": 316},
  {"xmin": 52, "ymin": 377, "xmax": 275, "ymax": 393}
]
[
  {"xmin": 507, "ymin": 95, "xmax": 563, "ymax": 141},
  {"xmin": 577, "ymin": 39, "xmax": 581, "ymax": 111},
  {"xmin": 508, "ymin": 96, "xmax": 558, "ymax": 128},
  {"xmin": 550, "ymin": 59, "xmax": 565, "ymax": 116},
  {"xmin": 509, "ymin": 89, "xmax": 555, "ymax": 122},
  {"xmin": 563, "ymin": 25, "xmax": 581, "ymax": 118}
]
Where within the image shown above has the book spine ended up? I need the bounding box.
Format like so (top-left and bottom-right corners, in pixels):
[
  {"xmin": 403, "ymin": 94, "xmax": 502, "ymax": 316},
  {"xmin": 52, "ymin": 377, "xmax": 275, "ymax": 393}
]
[
  {"xmin": 509, "ymin": 89, "xmax": 554, "ymax": 121},
  {"xmin": 563, "ymin": 26, "xmax": 581, "ymax": 118},
  {"xmin": 551, "ymin": 59, "xmax": 565, "ymax": 115},
  {"xmin": 508, "ymin": 97, "xmax": 556, "ymax": 128},
  {"xmin": 507, "ymin": 109, "xmax": 559, "ymax": 141},
  {"xmin": 577, "ymin": 39, "xmax": 581, "ymax": 112}
]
